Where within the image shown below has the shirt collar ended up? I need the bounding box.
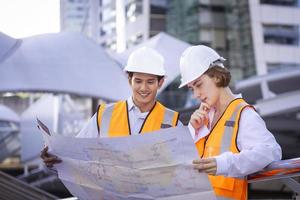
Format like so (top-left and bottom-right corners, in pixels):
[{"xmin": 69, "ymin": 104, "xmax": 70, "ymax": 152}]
[
  {"xmin": 127, "ymin": 97, "xmax": 135, "ymax": 111},
  {"xmin": 127, "ymin": 97, "xmax": 150, "ymax": 117},
  {"xmin": 235, "ymin": 93, "xmax": 242, "ymax": 98}
]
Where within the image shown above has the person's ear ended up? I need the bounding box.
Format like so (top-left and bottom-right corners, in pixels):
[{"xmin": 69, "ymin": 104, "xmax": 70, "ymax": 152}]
[
  {"xmin": 213, "ymin": 76, "xmax": 221, "ymax": 87},
  {"xmin": 158, "ymin": 78, "xmax": 164, "ymax": 89}
]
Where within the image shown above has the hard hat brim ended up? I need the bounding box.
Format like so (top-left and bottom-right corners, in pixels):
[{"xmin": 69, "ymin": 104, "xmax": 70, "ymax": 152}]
[
  {"xmin": 178, "ymin": 76, "xmax": 198, "ymax": 88},
  {"xmin": 178, "ymin": 59, "xmax": 226, "ymax": 88},
  {"xmin": 124, "ymin": 68, "xmax": 165, "ymax": 76}
]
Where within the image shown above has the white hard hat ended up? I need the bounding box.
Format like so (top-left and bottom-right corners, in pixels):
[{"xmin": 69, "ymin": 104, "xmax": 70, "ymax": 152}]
[
  {"xmin": 179, "ymin": 45, "xmax": 226, "ymax": 88},
  {"xmin": 124, "ymin": 47, "xmax": 166, "ymax": 76}
]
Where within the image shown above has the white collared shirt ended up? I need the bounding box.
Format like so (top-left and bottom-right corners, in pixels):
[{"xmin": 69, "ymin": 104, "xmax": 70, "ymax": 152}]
[
  {"xmin": 77, "ymin": 97, "xmax": 181, "ymax": 138},
  {"xmin": 126, "ymin": 97, "xmax": 183, "ymax": 133},
  {"xmin": 188, "ymin": 95, "xmax": 282, "ymax": 177},
  {"xmin": 127, "ymin": 97, "xmax": 150, "ymax": 135}
]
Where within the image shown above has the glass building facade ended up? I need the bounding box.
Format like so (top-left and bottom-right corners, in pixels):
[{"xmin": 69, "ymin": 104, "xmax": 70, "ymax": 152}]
[
  {"xmin": 167, "ymin": 0, "xmax": 256, "ymax": 83},
  {"xmin": 224, "ymin": 0, "xmax": 256, "ymax": 81}
]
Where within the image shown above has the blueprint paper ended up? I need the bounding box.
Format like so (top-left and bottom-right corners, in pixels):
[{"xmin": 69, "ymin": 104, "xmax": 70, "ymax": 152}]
[{"xmin": 37, "ymin": 120, "xmax": 216, "ymax": 200}]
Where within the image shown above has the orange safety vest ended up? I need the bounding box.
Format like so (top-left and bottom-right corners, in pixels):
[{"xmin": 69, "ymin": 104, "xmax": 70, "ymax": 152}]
[
  {"xmin": 195, "ymin": 98, "xmax": 253, "ymax": 200},
  {"xmin": 96, "ymin": 100, "xmax": 179, "ymax": 137}
]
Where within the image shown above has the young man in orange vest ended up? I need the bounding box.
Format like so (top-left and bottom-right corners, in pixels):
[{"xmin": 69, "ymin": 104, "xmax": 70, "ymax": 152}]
[
  {"xmin": 41, "ymin": 47, "xmax": 181, "ymax": 167},
  {"xmin": 178, "ymin": 45, "xmax": 282, "ymax": 200}
]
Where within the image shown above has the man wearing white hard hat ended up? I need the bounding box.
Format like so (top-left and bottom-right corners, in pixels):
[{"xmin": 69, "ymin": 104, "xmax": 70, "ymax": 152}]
[
  {"xmin": 179, "ymin": 45, "xmax": 281, "ymax": 200},
  {"xmin": 41, "ymin": 47, "xmax": 181, "ymax": 167}
]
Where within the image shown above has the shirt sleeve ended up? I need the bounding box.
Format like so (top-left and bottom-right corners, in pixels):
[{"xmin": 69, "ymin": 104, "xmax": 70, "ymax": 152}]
[
  {"xmin": 76, "ymin": 113, "xmax": 99, "ymax": 138},
  {"xmin": 188, "ymin": 123, "xmax": 210, "ymax": 143},
  {"xmin": 176, "ymin": 120, "xmax": 184, "ymax": 126},
  {"xmin": 214, "ymin": 107, "xmax": 282, "ymax": 177}
]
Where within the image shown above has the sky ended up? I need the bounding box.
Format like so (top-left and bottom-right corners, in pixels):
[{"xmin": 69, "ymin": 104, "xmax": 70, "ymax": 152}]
[{"xmin": 0, "ymin": 0, "xmax": 60, "ymax": 38}]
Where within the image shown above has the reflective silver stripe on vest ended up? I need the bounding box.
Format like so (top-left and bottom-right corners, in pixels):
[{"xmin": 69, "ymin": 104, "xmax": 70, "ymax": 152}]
[
  {"xmin": 220, "ymin": 103, "xmax": 246, "ymax": 154},
  {"xmin": 162, "ymin": 108, "xmax": 176, "ymax": 128},
  {"xmin": 99, "ymin": 103, "xmax": 115, "ymax": 137},
  {"xmin": 216, "ymin": 196, "xmax": 234, "ymax": 200}
]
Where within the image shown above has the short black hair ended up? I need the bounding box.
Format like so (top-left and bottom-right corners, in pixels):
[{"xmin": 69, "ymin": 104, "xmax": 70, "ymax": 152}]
[{"xmin": 127, "ymin": 72, "xmax": 164, "ymax": 82}]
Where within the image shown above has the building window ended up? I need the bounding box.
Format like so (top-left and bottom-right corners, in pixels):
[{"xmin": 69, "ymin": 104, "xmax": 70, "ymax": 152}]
[
  {"xmin": 76, "ymin": 6, "xmax": 84, "ymax": 11},
  {"xmin": 263, "ymin": 24, "xmax": 299, "ymax": 45},
  {"xmin": 198, "ymin": 4, "xmax": 225, "ymax": 13},
  {"xmin": 102, "ymin": 0, "xmax": 112, "ymax": 7},
  {"xmin": 101, "ymin": 22, "xmax": 116, "ymax": 36},
  {"xmin": 126, "ymin": 0, "xmax": 143, "ymax": 22},
  {"xmin": 66, "ymin": 14, "xmax": 84, "ymax": 19},
  {"xmin": 151, "ymin": 5, "xmax": 166, "ymax": 15},
  {"xmin": 267, "ymin": 63, "xmax": 300, "ymax": 72},
  {"xmin": 102, "ymin": 10, "xmax": 116, "ymax": 22},
  {"xmin": 99, "ymin": 28, "xmax": 105, "ymax": 36},
  {"xmin": 260, "ymin": 0, "xmax": 299, "ymax": 7},
  {"xmin": 127, "ymin": 33, "xmax": 143, "ymax": 48},
  {"xmin": 104, "ymin": 40, "xmax": 117, "ymax": 50},
  {"xmin": 150, "ymin": 17, "xmax": 166, "ymax": 32}
]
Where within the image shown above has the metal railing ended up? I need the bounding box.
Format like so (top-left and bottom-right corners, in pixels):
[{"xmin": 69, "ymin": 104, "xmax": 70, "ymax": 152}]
[
  {"xmin": 249, "ymin": 157, "xmax": 300, "ymax": 194},
  {"xmin": 0, "ymin": 170, "xmax": 58, "ymax": 200}
]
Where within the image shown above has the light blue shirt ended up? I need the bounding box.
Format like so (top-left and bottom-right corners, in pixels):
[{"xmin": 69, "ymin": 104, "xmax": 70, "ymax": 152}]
[{"xmin": 126, "ymin": 97, "xmax": 150, "ymax": 135}]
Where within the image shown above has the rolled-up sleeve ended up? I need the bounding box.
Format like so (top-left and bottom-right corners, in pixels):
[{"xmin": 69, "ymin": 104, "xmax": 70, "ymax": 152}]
[{"xmin": 215, "ymin": 108, "xmax": 282, "ymax": 177}]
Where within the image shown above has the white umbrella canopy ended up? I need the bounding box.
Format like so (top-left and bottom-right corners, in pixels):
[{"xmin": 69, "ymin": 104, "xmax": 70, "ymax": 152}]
[
  {"xmin": 0, "ymin": 104, "xmax": 20, "ymax": 123},
  {"xmin": 109, "ymin": 32, "xmax": 190, "ymax": 91},
  {"xmin": 0, "ymin": 104, "xmax": 20, "ymax": 162},
  {"xmin": 0, "ymin": 32, "xmax": 131, "ymax": 101}
]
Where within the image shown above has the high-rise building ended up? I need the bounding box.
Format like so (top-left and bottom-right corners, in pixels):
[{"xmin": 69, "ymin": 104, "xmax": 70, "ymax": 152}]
[
  {"xmin": 167, "ymin": 0, "xmax": 227, "ymax": 56},
  {"xmin": 60, "ymin": 0, "xmax": 99, "ymax": 39},
  {"xmin": 248, "ymin": 0, "xmax": 300, "ymax": 75},
  {"xmin": 167, "ymin": 0, "xmax": 300, "ymax": 82},
  {"xmin": 224, "ymin": 0, "xmax": 256, "ymax": 80},
  {"xmin": 61, "ymin": 0, "xmax": 300, "ymax": 110},
  {"xmin": 60, "ymin": 0, "xmax": 167, "ymax": 52}
]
